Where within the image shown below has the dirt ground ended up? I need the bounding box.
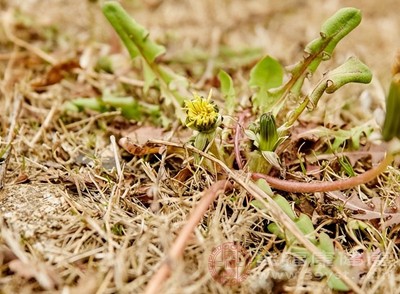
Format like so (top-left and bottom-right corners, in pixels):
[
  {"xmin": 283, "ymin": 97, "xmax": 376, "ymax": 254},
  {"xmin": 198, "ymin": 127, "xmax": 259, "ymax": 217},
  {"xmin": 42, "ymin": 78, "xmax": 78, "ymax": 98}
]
[{"xmin": 1, "ymin": 0, "xmax": 400, "ymax": 293}]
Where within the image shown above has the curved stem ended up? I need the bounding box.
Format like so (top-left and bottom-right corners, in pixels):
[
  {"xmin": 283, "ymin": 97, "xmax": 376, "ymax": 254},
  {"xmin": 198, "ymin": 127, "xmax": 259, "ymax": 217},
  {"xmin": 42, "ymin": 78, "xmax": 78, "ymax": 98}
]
[
  {"xmin": 252, "ymin": 153, "xmax": 394, "ymax": 193},
  {"xmin": 145, "ymin": 180, "xmax": 230, "ymax": 294}
]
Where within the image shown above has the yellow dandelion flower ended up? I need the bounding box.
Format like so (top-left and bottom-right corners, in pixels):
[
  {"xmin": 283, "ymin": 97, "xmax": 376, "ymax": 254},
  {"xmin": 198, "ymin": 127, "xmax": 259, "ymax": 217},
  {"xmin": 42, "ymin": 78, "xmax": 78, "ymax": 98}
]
[{"xmin": 184, "ymin": 90, "xmax": 220, "ymax": 133}]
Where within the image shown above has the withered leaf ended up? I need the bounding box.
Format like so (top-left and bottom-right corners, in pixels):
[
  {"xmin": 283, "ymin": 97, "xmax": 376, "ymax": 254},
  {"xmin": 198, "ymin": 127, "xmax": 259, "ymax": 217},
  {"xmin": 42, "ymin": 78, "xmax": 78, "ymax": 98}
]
[
  {"xmin": 31, "ymin": 59, "xmax": 80, "ymax": 88},
  {"xmin": 327, "ymin": 191, "xmax": 400, "ymax": 227}
]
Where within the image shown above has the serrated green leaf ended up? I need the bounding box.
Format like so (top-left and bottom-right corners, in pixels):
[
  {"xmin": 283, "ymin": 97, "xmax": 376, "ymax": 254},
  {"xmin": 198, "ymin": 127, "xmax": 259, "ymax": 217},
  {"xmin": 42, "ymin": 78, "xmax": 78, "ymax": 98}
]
[
  {"xmin": 305, "ymin": 8, "xmax": 361, "ymax": 58},
  {"xmin": 103, "ymin": 2, "xmax": 165, "ymax": 63},
  {"xmin": 309, "ymin": 57, "xmax": 372, "ymax": 107},
  {"xmin": 300, "ymin": 123, "xmax": 372, "ymax": 151},
  {"xmin": 218, "ymin": 70, "xmax": 236, "ymax": 115}
]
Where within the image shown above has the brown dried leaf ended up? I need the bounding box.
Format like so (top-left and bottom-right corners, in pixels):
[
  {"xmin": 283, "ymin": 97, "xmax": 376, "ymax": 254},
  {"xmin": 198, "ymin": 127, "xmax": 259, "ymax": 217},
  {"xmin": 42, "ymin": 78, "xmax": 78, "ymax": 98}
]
[
  {"xmin": 13, "ymin": 173, "xmax": 30, "ymax": 184},
  {"xmin": 120, "ymin": 125, "xmax": 165, "ymax": 145},
  {"xmin": 119, "ymin": 137, "xmax": 185, "ymax": 157},
  {"xmin": 31, "ymin": 59, "xmax": 80, "ymax": 88},
  {"xmin": 119, "ymin": 137, "xmax": 162, "ymax": 156},
  {"xmin": 174, "ymin": 166, "xmax": 193, "ymax": 183},
  {"xmin": 327, "ymin": 191, "xmax": 400, "ymax": 226}
]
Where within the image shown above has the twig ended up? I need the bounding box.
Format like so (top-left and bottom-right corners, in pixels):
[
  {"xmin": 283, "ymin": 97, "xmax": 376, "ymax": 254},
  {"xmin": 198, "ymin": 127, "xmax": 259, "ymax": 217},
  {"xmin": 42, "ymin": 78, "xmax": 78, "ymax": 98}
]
[
  {"xmin": 145, "ymin": 180, "xmax": 230, "ymax": 294},
  {"xmin": 28, "ymin": 104, "xmax": 58, "ymax": 148},
  {"xmin": 110, "ymin": 135, "xmax": 122, "ymax": 178},
  {"xmin": 252, "ymin": 153, "xmax": 394, "ymax": 193},
  {"xmin": 147, "ymin": 139, "xmax": 364, "ymax": 294},
  {"xmin": 0, "ymin": 93, "xmax": 23, "ymax": 189},
  {"xmin": 234, "ymin": 113, "xmax": 245, "ymax": 169}
]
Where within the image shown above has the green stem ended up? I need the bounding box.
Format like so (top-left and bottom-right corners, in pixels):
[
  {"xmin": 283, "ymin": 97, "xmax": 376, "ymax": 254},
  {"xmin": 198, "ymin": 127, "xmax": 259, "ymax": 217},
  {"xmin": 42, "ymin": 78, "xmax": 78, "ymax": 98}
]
[{"xmin": 281, "ymin": 96, "xmax": 310, "ymax": 131}]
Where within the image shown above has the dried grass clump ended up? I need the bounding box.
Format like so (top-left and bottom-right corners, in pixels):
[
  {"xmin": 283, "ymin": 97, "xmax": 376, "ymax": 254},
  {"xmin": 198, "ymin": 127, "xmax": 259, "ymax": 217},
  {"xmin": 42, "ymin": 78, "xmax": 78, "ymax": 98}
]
[{"xmin": 0, "ymin": 0, "xmax": 400, "ymax": 293}]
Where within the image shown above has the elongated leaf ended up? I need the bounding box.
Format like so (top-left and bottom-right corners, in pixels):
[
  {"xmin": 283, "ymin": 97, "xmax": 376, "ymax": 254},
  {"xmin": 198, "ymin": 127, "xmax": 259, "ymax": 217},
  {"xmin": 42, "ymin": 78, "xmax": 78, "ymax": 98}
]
[
  {"xmin": 382, "ymin": 74, "xmax": 400, "ymax": 141},
  {"xmin": 309, "ymin": 57, "xmax": 372, "ymax": 107},
  {"xmin": 317, "ymin": 232, "xmax": 335, "ymax": 262},
  {"xmin": 142, "ymin": 61, "xmax": 157, "ymax": 93},
  {"xmin": 218, "ymin": 70, "xmax": 236, "ymax": 115},
  {"xmin": 103, "ymin": 2, "xmax": 165, "ymax": 62},
  {"xmin": 305, "ymin": 8, "xmax": 362, "ymax": 61}
]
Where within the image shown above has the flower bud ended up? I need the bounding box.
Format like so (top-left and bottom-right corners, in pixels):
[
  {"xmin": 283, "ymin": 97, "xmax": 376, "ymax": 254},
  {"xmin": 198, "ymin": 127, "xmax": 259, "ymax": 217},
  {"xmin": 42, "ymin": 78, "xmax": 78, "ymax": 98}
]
[
  {"xmin": 259, "ymin": 112, "xmax": 278, "ymax": 151},
  {"xmin": 184, "ymin": 92, "xmax": 220, "ymax": 133}
]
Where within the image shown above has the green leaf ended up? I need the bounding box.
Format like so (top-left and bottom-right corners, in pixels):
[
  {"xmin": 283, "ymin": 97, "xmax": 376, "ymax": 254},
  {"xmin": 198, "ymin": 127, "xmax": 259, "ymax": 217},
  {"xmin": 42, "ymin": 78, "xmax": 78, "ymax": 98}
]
[
  {"xmin": 218, "ymin": 70, "xmax": 236, "ymax": 115},
  {"xmin": 103, "ymin": 1, "xmax": 186, "ymax": 123},
  {"xmin": 295, "ymin": 214, "xmax": 316, "ymax": 244},
  {"xmin": 142, "ymin": 61, "xmax": 157, "ymax": 93},
  {"xmin": 267, "ymin": 223, "xmax": 286, "ymax": 240},
  {"xmin": 305, "ymin": 8, "xmax": 362, "ymax": 62},
  {"xmin": 327, "ymin": 251, "xmax": 351, "ymax": 291},
  {"xmin": 102, "ymin": 95, "xmax": 142, "ymax": 120},
  {"xmin": 249, "ymin": 199, "xmax": 267, "ymax": 210},
  {"xmin": 255, "ymin": 178, "xmax": 274, "ymax": 196},
  {"xmin": 317, "ymin": 232, "xmax": 335, "ymax": 262},
  {"xmin": 300, "ymin": 123, "xmax": 373, "ymax": 151},
  {"xmin": 249, "ymin": 56, "xmax": 284, "ymax": 112},
  {"xmin": 102, "ymin": 2, "xmax": 165, "ymax": 63},
  {"xmin": 309, "ymin": 57, "xmax": 372, "ymax": 108},
  {"xmin": 325, "ymin": 57, "xmax": 372, "ymax": 93},
  {"xmin": 68, "ymin": 97, "xmax": 106, "ymax": 112},
  {"xmin": 273, "ymin": 195, "xmax": 297, "ymax": 220}
]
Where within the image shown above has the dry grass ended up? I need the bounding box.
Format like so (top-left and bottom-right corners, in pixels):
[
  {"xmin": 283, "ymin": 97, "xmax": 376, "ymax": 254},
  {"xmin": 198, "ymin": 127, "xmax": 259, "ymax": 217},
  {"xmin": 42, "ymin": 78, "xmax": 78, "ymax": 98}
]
[{"xmin": 1, "ymin": 0, "xmax": 400, "ymax": 293}]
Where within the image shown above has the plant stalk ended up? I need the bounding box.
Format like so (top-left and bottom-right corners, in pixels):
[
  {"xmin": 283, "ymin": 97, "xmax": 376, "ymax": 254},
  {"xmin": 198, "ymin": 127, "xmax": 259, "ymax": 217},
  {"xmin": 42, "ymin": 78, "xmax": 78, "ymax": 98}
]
[{"xmin": 252, "ymin": 153, "xmax": 394, "ymax": 193}]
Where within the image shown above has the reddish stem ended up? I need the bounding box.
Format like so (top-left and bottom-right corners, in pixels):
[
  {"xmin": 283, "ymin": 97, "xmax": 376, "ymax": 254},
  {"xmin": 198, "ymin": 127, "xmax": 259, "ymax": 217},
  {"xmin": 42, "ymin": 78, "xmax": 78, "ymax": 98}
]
[
  {"xmin": 145, "ymin": 180, "xmax": 231, "ymax": 294},
  {"xmin": 252, "ymin": 153, "xmax": 393, "ymax": 193}
]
